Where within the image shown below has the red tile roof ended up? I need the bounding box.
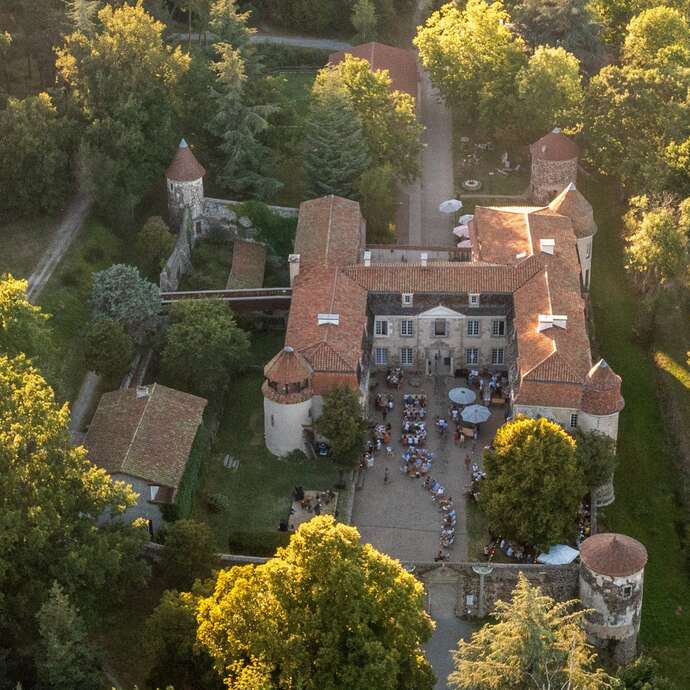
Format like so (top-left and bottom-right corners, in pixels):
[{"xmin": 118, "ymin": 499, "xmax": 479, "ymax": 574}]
[
  {"xmin": 581, "ymin": 359, "xmax": 625, "ymax": 415},
  {"xmin": 329, "ymin": 42, "xmax": 418, "ymax": 98},
  {"xmin": 286, "ymin": 266, "xmax": 368, "ymax": 374},
  {"xmin": 264, "ymin": 346, "xmax": 313, "ymax": 385},
  {"xmin": 294, "ymin": 195, "xmax": 365, "ymax": 268},
  {"xmin": 165, "ymin": 139, "xmax": 206, "ymax": 182},
  {"xmin": 229, "ymin": 239, "xmax": 266, "ymax": 288},
  {"xmin": 548, "ymin": 184, "xmax": 597, "ymax": 239},
  {"xmin": 530, "ymin": 129, "xmax": 579, "ymax": 162},
  {"xmin": 580, "ymin": 533, "xmax": 647, "ymax": 577},
  {"xmin": 86, "ymin": 384, "xmax": 207, "ymax": 491}
]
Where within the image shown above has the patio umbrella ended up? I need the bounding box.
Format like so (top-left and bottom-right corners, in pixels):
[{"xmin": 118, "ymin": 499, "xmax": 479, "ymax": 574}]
[
  {"xmin": 458, "ymin": 214, "xmax": 474, "ymax": 225},
  {"xmin": 461, "ymin": 404, "xmax": 491, "ymax": 424},
  {"xmin": 439, "ymin": 199, "xmax": 463, "ymax": 214},
  {"xmin": 457, "ymin": 239, "xmax": 472, "ymax": 249},
  {"xmin": 448, "ymin": 387, "xmax": 476, "ymax": 405},
  {"xmin": 452, "ymin": 225, "xmax": 469, "ymax": 238}
]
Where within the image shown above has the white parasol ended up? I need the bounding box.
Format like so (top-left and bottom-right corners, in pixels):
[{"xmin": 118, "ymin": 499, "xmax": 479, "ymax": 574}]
[
  {"xmin": 439, "ymin": 199, "xmax": 463, "ymax": 214},
  {"xmin": 448, "ymin": 387, "xmax": 477, "ymax": 405},
  {"xmin": 461, "ymin": 404, "xmax": 492, "ymax": 424}
]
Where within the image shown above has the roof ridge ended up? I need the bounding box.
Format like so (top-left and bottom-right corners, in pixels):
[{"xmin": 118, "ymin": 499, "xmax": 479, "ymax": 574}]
[{"xmin": 121, "ymin": 383, "xmax": 155, "ymax": 476}]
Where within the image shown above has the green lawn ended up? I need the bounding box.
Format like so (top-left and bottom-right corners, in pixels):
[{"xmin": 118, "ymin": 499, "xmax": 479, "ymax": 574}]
[
  {"xmin": 0, "ymin": 215, "xmax": 59, "ymax": 279},
  {"xmin": 38, "ymin": 217, "xmax": 126, "ymax": 402},
  {"xmin": 192, "ymin": 330, "xmax": 346, "ymax": 553},
  {"xmin": 453, "ymin": 123, "xmax": 530, "ymax": 197},
  {"xmin": 584, "ymin": 175, "xmax": 690, "ymax": 684}
]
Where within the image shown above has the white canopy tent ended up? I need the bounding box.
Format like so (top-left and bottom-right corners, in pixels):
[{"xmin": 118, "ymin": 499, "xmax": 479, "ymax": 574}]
[{"xmin": 537, "ymin": 544, "xmax": 580, "ymax": 565}]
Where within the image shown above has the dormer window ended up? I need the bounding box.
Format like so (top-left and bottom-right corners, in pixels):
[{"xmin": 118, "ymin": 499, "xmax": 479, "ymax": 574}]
[
  {"xmin": 402, "ymin": 293, "xmax": 413, "ymax": 307},
  {"xmin": 540, "ymin": 239, "xmax": 555, "ymax": 255},
  {"xmin": 469, "ymin": 293, "xmax": 480, "ymax": 307},
  {"xmin": 537, "ymin": 314, "xmax": 568, "ymax": 332},
  {"xmin": 317, "ymin": 313, "xmax": 339, "ymax": 326}
]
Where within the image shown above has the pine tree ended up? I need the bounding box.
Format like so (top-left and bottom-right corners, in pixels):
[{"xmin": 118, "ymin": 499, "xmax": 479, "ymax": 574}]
[
  {"xmin": 352, "ymin": 0, "xmax": 378, "ymax": 43},
  {"xmin": 35, "ymin": 583, "xmax": 103, "ymax": 690},
  {"xmin": 207, "ymin": 43, "xmax": 281, "ymax": 199},
  {"xmin": 304, "ymin": 86, "xmax": 370, "ymax": 199},
  {"xmin": 64, "ymin": 0, "xmax": 101, "ymax": 35}
]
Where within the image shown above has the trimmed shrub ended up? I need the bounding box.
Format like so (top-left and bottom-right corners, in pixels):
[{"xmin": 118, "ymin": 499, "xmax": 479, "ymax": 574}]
[{"xmin": 227, "ymin": 530, "xmax": 291, "ymax": 557}]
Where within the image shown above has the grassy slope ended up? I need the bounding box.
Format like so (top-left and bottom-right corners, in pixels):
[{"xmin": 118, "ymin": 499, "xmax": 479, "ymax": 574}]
[
  {"xmin": 192, "ymin": 331, "xmax": 344, "ymax": 550},
  {"xmin": 585, "ymin": 176, "xmax": 690, "ymax": 684},
  {"xmin": 38, "ymin": 217, "xmax": 125, "ymax": 402},
  {"xmin": 0, "ymin": 215, "xmax": 59, "ymax": 279}
]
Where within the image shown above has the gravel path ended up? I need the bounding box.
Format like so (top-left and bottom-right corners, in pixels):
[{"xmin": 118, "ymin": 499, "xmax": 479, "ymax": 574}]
[
  {"xmin": 171, "ymin": 30, "xmax": 351, "ymax": 51},
  {"xmin": 27, "ymin": 193, "xmax": 92, "ymax": 301}
]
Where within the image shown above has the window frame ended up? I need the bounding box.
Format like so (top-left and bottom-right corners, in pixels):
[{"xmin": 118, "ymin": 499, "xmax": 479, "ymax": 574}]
[
  {"xmin": 570, "ymin": 413, "xmax": 578, "ymax": 429},
  {"xmin": 467, "ymin": 319, "xmax": 480, "ymax": 337},
  {"xmin": 491, "ymin": 348, "xmax": 504, "ymax": 365},
  {"xmin": 491, "ymin": 319, "xmax": 505, "ymax": 337},
  {"xmin": 433, "ymin": 319, "xmax": 448, "ymax": 337},
  {"xmin": 402, "ymin": 293, "xmax": 413, "ymax": 307},
  {"xmin": 400, "ymin": 347, "xmax": 415, "ymax": 367},
  {"xmin": 400, "ymin": 319, "xmax": 414, "ymax": 337},
  {"xmin": 375, "ymin": 347, "xmax": 388, "ymax": 366},
  {"xmin": 374, "ymin": 319, "xmax": 389, "ymax": 337},
  {"xmin": 469, "ymin": 293, "xmax": 480, "ymax": 307},
  {"xmin": 465, "ymin": 348, "xmax": 479, "ymax": 365}
]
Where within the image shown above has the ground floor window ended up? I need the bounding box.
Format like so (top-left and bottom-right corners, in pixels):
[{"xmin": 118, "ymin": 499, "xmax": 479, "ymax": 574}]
[
  {"xmin": 375, "ymin": 347, "xmax": 388, "ymax": 366},
  {"xmin": 465, "ymin": 348, "xmax": 479, "ymax": 365},
  {"xmin": 491, "ymin": 348, "xmax": 504, "ymax": 365},
  {"xmin": 400, "ymin": 347, "xmax": 415, "ymax": 366}
]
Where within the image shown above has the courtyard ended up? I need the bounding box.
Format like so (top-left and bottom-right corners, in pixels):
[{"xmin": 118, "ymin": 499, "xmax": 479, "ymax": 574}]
[{"xmin": 351, "ymin": 371, "xmax": 505, "ymax": 563}]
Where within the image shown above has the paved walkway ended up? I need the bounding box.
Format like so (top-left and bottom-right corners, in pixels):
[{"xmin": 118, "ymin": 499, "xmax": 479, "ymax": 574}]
[
  {"xmin": 352, "ymin": 374, "xmax": 502, "ymax": 563},
  {"xmin": 27, "ymin": 193, "xmax": 92, "ymax": 301},
  {"xmin": 425, "ymin": 581, "xmax": 477, "ymax": 690}
]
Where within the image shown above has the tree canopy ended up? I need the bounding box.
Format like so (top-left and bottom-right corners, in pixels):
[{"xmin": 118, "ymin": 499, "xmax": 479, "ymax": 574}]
[
  {"xmin": 415, "ymin": 0, "xmax": 527, "ymax": 139},
  {"xmin": 0, "ymin": 93, "xmax": 74, "ymax": 216},
  {"xmin": 0, "ymin": 354, "xmax": 149, "ymax": 670},
  {"xmin": 196, "ymin": 516, "xmax": 435, "ymax": 690},
  {"xmin": 449, "ymin": 573, "xmax": 616, "ymax": 690},
  {"xmin": 622, "ymin": 6, "xmax": 690, "ymax": 69},
  {"xmin": 573, "ymin": 428, "xmax": 618, "ymax": 490},
  {"xmin": 482, "ymin": 416, "xmax": 585, "ymax": 548},
  {"xmin": 317, "ymin": 387, "xmax": 367, "ymax": 469},
  {"xmin": 90, "ymin": 264, "xmax": 161, "ymax": 342},
  {"xmin": 304, "ymin": 77, "xmax": 370, "ymax": 199},
  {"xmin": 315, "ymin": 55, "xmax": 423, "ymax": 182},
  {"xmin": 56, "ymin": 2, "xmax": 189, "ymax": 216},
  {"xmin": 160, "ymin": 299, "xmax": 250, "ymax": 399},
  {"xmin": 84, "ymin": 318, "xmax": 134, "ymax": 385},
  {"xmin": 136, "ymin": 216, "xmax": 176, "ymax": 278},
  {"xmin": 161, "ymin": 519, "xmax": 219, "ymax": 591}
]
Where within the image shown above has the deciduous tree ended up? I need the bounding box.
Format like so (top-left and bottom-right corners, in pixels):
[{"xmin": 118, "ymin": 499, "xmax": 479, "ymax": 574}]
[
  {"xmin": 357, "ymin": 163, "xmax": 397, "ymax": 242},
  {"xmin": 352, "ymin": 0, "xmax": 378, "ymax": 42},
  {"xmin": 56, "ymin": 3, "xmax": 189, "ymax": 217},
  {"xmin": 161, "ymin": 519, "xmax": 219, "ymax": 590},
  {"xmin": 84, "ymin": 318, "xmax": 134, "ymax": 384},
  {"xmin": 617, "ymin": 655, "xmax": 677, "ymax": 690},
  {"xmin": 516, "ymin": 46, "xmax": 584, "ymax": 142},
  {"xmin": 196, "ymin": 516, "xmax": 435, "ymax": 690},
  {"xmin": 449, "ymin": 573, "xmax": 616, "ymax": 690},
  {"xmin": 482, "ymin": 416, "xmax": 585, "ymax": 548},
  {"xmin": 0, "ymin": 274, "xmax": 50, "ymax": 360},
  {"xmin": 414, "ymin": 0, "xmax": 526, "ymax": 138},
  {"xmin": 136, "ymin": 215, "xmax": 176, "ymax": 278},
  {"xmin": 64, "ymin": 0, "xmax": 101, "ymax": 35},
  {"xmin": 622, "ymin": 6, "xmax": 690, "ymax": 69},
  {"xmin": 573, "ymin": 429, "xmax": 618, "ymax": 490},
  {"xmin": 90, "ymin": 264, "xmax": 161, "ymax": 342},
  {"xmin": 304, "ymin": 81, "xmax": 370, "ymax": 199},
  {"xmin": 0, "ymin": 93, "xmax": 74, "ymax": 216},
  {"xmin": 160, "ymin": 299, "xmax": 250, "ymax": 398},
  {"xmin": 0, "ymin": 354, "xmax": 149, "ymax": 668},
  {"xmin": 35, "ymin": 582, "xmax": 103, "ymax": 690},
  {"xmin": 317, "ymin": 386, "xmax": 368, "ymax": 470}
]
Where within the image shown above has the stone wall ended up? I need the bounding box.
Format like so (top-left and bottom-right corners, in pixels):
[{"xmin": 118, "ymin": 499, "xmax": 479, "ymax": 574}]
[
  {"xmin": 530, "ymin": 158, "xmax": 578, "ymax": 205},
  {"xmin": 204, "ymin": 196, "xmax": 298, "ymax": 220},
  {"xmin": 160, "ymin": 208, "xmax": 194, "ymax": 291},
  {"xmin": 416, "ymin": 561, "xmax": 580, "ymax": 618}
]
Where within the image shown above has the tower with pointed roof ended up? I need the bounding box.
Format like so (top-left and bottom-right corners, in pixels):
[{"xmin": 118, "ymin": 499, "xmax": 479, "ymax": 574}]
[
  {"xmin": 549, "ymin": 182, "xmax": 597, "ymax": 289},
  {"xmin": 262, "ymin": 346, "xmax": 314, "ymax": 456},
  {"xmin": 579, "ymin": 532, "xmax": 647, "ymax": 664},
  {"xmin": 530, "ymin": 128, "xmax": 579, "ymax": 205},
  {"xmin": 165, "ymin": 138, "xmax": 206, "ymax": 230}
]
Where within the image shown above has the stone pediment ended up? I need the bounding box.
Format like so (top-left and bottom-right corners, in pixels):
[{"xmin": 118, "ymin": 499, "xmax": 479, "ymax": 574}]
[{"xmin": 417, "ymin": 305, "xmax": 465, "ymax": 319}]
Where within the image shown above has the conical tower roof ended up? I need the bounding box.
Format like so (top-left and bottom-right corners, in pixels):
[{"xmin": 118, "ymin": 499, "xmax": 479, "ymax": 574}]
[
  {"xmin": 264, "ymin": 346, "xmax": 313, "ymax": 385},
  {"xmin": 531, "ymin": 128, "xmax": 579, "ymax": 162},
  {"xmin": 580, "ymin": 533, "xmax": 647, "ymax": 577},
  {"xmin": 548, "ymin": 183, "xmax": 597, "ymax": 238},
  {"xmin": 165, "ymin": 138, "xmax": 206, "ymax": 182},
  {"xmin": 581, "ymin": 359, "xmax": 624, "ymax": 415}
]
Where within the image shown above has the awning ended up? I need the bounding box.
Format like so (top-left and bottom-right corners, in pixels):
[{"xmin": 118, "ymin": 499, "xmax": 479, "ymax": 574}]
[{"xmin": 537, "ymin": 544, "xmax": 580, "ymax": 565}]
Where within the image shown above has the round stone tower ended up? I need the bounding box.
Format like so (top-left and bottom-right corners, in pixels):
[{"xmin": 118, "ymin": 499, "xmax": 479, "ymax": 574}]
[
  {"xmin": 262, "ymin": 346, "xmax": 314, "ymax": 457},
  {"xmin": 579, "ymin": 533, "xmax": 648, "ymax": 665},
  {"xmin": 580, "ymin": 359, "xmax": 625, "ymax": 507},
  {"xmin": 549, "ymin": 183, "xmax": 597, "ymax": 290},
  {"xmin": 165, "ymin": 138, "xmax": 206, "ymax": 230},
  {"xmin": 530, "ymin": 128, "xmax": 579, "ymax": 205}
]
